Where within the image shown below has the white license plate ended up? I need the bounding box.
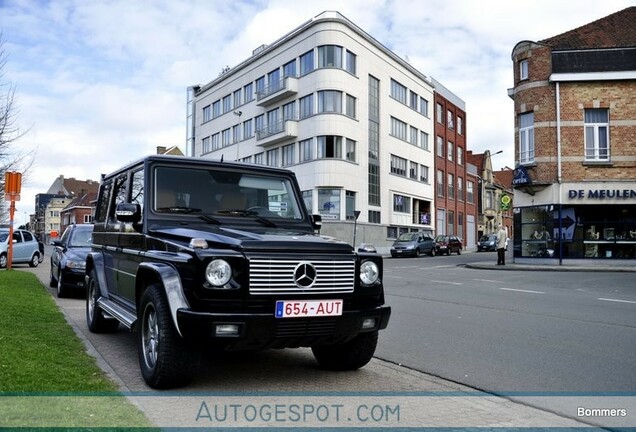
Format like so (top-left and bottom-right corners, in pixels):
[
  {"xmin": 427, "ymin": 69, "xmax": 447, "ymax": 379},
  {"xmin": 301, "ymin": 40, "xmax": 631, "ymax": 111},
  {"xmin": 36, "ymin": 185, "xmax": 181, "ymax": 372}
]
[{"xmin": 275, "ymin": 300, "xmax": 343, "ymax": 318}]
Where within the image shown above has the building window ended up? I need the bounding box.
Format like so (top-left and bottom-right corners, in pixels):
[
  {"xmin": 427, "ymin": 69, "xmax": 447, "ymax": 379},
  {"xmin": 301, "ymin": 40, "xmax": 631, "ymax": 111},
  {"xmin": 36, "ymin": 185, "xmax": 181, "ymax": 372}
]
[
  {"xmin": 233, "ymin": 89, "xmax": 242, "ymax": 109},
  {"xmin": 410, "ymin": 91, "xmax": 418, "ymax": 110},
  {"xmin": 266, "ymin": 148, "xmax": 279, "ymax": 167},
  {"xmin": 390, "ymin": 155, "xmax": 407, "ymax": 176},
  {"xmin": 436, "ymin": 136, "xmax": 444, "ymax": 157},
  {"xmin": 420, "ymin": 131, "xmax": 429, "ymax": 151},
  {"xmin": 368, "ymin": 210, "xmax": 381, "ymax": 224},
  {"xmin": 283, "ymin": 59, "xmax": 296, "ymax": 77},
  {"xmin": 447, "ymin": 110, "xmax": 454, "ymax": 130},
  {"xmin": 447, "ymin": 173, "xmax": 455, "ymax": 199},
  {"xmin": 212, "ymin": 100, "xmax": 221, "ymax": 118},
  {"xmin": 345, "ymin": 191, "xmax": 356, "ymax": 221},
  {"xmin": 409, "ymin": 161, "xmax": 418, "ymax": 180},
  {"xmin": 299, "ymin": 138, "xmax": 313, "ymax": 162},
  {"xmin": 202, "ymin": 136, "xmax": 211, "ymax": 153},
  {"xmin": 242, "ymin": 156, "xmax": 252, "ymax": 163},
  {"xmin": 203, "ymin": 105, "xmax": 211, "ymax": 122},
  {"xmin": 420, "ymin": 97, "xmax": 429, "ymax": 117},
  {"xmin": 317, "ymin": 136, "xmax": 342, "ymax": 159},
  {"xmin": 437, "ymin": 170, "xmax": 444, "ymax": 197},
  {"xmin": 255, "ymin": 114, "xmax": 265, "ymax": 133},
  {"xmin": 267, "ymin": 68, "xmax": 282, "ymax": 95},
  {"xmin": 299, "ymin": 94, "xmax": 313, "ymax": 119},
  {"xmin": 584, "ymin": 108, "xmax": 610, "ymax": 161},
  {"xmin": 447, "ymin": 210, "xmax": 455, "ymax": 235},
  {"xmin": 419, "ymin": 165, "xmax": 429, "ymax": 183},
  {"xmin": 393, "ymin": 194, "xmax": 410, "ymax": 213},
  {"xmin": 436, "ymin": 103, "xmax": 444, "ymax": 124},
  {"xmin": 319, "ymin": 189, "xmax": 341, "ymax": 219},
  {"xmin": 457, "ymin": 116, "xmax": 463, "ymax": 135},
  {"xmin": 243, "ymin": 119, "xmax": 253, "ymax": 139},
  {"xmin": 254, "ymin": 152, "xmax": 264, "ymax": 165},
  {"xmin": 467, "ymin": 181, "xmax": 474, "ymax": 204},
  {"xmin": 457, "ymin": 147, "xmax": 463, "ymax": 165},
  {"xmin": 346, "ymin": 139, "xmax": 356, "ymax": 162},
  {"xmin": 519, "ymin": 112, "xmax": 535, "ymax": 164},
  {"xmin": 318, "ymin": 90, "xmax": 342, "ymax": 113},
  {"xmin": 317, "ymin": 45, "xmax": 342, "ymax": 68},
  {"xmin": 368, "ymin": 75, "xmax": 380, "ymax": 207},
  {"xmin": 244, "ymin": 83, "xmax": 254, "ymax": 102},
  {"xmin": 391, "ymin": 117, "xmax": 407, "ymax": 140},
  {"xmin": 223, "ymin": 94, "xmax": 232, "ymax": 113},
  {"xmin": 346, "ymin": 50, "xmax": 357, "ymax": 75},
  {"xmin": 457, "ymin": 177, "xmax": 464, "ymax": 201},
  {"xmin": 222, "ymin": 128, "xmax": 231, "ymax": 147},
  {"xmin": 282, "ymin": 144, "xmax": 295, "ymax": 166},
  {"xmin": 520, "ymin": 59, "xmax": 529, "ymax": 80},
  {"xmin": 255, "ymin": 76, "xmax": 265, "ymax": 94},
  {"xmin": 283, "ymin": 101, "xmax": 295, "ymax": 120},
  {"xmin": 233, "ymin": 125, "xmax": 241, "ymax": 143},
  {"xmin": 302, "ymin": 190, "xmax": 312, "ymax": 213},
  {"xmin": 390, "ymin": 79, "xmax": 407, "ymax": 104},
  {"xmin": 447, "ymin": 141, "xmax": 454, "ymax": 161},
  {"xmin": 409, "ymin": 126, "xmax": 418, "ymax": 146},
  {"xmin": 346, "ymin": 94, "xmax": 356, "ymax": 118},
  {"xmin": 211, "ymin": 133, "xmax": 220, "ymax": 150},
  {"xmin": 300, "ymin": 50, "xmax": 314, "ymax": 75}
]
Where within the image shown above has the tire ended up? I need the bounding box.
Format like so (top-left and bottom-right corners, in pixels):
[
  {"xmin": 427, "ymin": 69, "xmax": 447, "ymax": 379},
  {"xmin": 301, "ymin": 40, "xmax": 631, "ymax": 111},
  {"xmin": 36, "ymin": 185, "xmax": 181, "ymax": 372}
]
[
  {"xmin": 49, "ymin": 263, "xmax": 58, "ymax": 287},
  {"xmin": 414, "ymin": 248, "xmax": 421, "ymax": 258},
  {"xmin": 29, "ymin": 253, "xmax": 40, "ymax": 268},
  {"xmin": 138, "ymin": 284, "xmax": 200, "ymax": 389},
  {"xmin": 429, "ymin": 248, "xmax": 435, "ymax": 257},
  {"xmin": 86, "ymin": 269, "xmax": 120, "ymax": 333},
  {"xmin": 0, "ymin": 253, "xmax": 6, "ymax": 269},
  {"xmin": 457, "ymin": 248, "xmax": 462, "ymax": 255},
  {"xmin": 312, "ymin": 331, "xmax": 378, "ymax": 371},
  {"xmin": 56, "ymin": 267, "xmax": 70, "ymax": 298}
]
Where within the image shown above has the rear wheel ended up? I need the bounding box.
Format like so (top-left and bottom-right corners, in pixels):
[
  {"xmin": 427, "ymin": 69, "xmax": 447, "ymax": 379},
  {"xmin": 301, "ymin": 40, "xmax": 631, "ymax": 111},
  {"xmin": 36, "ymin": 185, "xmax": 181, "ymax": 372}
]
[
  {"xmin": 414, "ymin": 248, "xmax": 421, "ymax": 258},
  {"xmin": 457, "ymin": 248, "xmax": 462, "ymax": 255},
  {"xmin": 138, "ymin": 284, "xmax": 200, "ymax": 389},
  {"xmin": 0, "ymin": 253, "xmax": 6, "ymax": 269},
  {"xmin": 29, "ymin": 253, "xmax": 40, "ymax": 267},
  {"xmin": 312, "ymin": 331, "xmax": 378, "ymax": 371}
]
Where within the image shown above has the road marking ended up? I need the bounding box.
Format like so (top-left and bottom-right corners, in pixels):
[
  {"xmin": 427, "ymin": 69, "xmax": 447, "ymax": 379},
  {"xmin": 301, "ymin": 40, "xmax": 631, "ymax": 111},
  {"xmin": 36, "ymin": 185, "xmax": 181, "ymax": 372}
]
[
  {"xmin": 598, "ymin": 298, "xmax": 636, "ymax": 304},
  {"xmin": 474, "ymin": 278, "xmax": 504, "ymax": 284},
  {"xmin": 431, "ymin": 280, "xmax": 462, "ymax": 285},
  {"xmin": 499, "ymin": 287, "xmax": 545, "ymax": 294}
]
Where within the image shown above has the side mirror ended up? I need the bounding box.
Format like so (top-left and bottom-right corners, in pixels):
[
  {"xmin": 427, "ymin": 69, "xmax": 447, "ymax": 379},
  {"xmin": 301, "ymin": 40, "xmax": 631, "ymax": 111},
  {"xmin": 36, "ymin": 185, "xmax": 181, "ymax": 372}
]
[
  {"xmin": 115, "ymin": 203, "xmax": 142, "ymax": 223},
  {"xmin": 311, "ymin": 214, "xmax": 322, "ymax": 232},
  {"xmin": 51, "ymin": 240, "xmax": 62, "ymax": 247}
]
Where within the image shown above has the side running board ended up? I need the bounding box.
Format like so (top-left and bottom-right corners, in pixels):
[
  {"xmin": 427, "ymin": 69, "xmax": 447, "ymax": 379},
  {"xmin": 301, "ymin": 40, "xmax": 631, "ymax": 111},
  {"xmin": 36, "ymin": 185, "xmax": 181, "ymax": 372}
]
[{"xmin": 97, "ymin": 298, "xmax": 137, "ymax": 330}]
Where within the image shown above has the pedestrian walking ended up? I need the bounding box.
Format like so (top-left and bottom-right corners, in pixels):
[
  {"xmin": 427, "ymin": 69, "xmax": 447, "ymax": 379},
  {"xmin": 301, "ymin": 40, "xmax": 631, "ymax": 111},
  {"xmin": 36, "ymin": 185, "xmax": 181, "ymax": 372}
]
[{"xmin": 496, "ymin": 224, "xmax": 507, "ymax": 265}]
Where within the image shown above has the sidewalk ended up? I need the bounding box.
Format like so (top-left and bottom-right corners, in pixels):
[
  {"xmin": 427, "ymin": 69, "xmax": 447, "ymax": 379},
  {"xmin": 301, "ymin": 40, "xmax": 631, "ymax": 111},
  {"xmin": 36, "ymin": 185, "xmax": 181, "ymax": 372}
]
[{"xmin": 466, "ymin": 259, "xmax": 636, "ymax": 272}]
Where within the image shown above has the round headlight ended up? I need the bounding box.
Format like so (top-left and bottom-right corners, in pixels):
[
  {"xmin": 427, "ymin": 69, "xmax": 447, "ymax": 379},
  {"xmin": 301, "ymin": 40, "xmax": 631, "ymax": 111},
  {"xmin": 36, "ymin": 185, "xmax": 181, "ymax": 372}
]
[
  {"xmin": 360, "ymin": 260, "xmax": 379, "ymax": 285},
  {"xmin": 205, "ymin": 259, "xmax": 232, "ymax": 287}
]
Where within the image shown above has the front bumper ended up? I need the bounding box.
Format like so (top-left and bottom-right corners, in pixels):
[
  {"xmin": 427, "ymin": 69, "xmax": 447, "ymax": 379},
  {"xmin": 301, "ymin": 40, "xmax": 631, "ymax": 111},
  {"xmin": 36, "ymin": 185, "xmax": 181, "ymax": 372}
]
[
  {"xmin": 62, "ymin": 268, "xmax": 88, "ymax": 288},
  {"xmin": 177, "ymin": 305, "xmax": 391, "ymax": 350}
]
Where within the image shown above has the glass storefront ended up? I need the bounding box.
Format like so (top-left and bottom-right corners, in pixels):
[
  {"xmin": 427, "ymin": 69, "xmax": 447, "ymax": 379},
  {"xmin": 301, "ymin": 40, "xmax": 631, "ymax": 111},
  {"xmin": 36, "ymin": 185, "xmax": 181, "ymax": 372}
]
[{"xmin": 513, "ymin": 204, "xmax": 636, "ymax": 259}]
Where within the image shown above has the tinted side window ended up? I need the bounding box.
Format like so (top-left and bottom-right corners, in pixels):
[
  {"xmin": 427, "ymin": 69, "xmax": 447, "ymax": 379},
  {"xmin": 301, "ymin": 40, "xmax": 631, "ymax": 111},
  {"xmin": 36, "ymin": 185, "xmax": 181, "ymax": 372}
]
[
  {"xmin": 131, "ymin": 169, "xmax": 144, "ymax": 215},
  {"xmin": 95, "ymin": 182, "xmax": 113, "ymax": 223},
  {"xmin": 22, "ymin": 231, "xmax": 34, "ymax": 242},
  {"xmin": 109, "ymin": 174, "xmax": 129, "ymax": 224}
]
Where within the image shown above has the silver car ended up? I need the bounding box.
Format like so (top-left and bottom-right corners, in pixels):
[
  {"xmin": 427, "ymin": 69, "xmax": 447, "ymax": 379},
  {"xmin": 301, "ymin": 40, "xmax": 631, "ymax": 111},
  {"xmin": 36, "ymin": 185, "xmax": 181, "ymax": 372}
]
[
  {"xmin": 390, "ymin": 232, "xmax": 436, "ymax": 258},
  {"xmin": 0, "ymin": 229, "xmax": 43, "ymax": 268}
]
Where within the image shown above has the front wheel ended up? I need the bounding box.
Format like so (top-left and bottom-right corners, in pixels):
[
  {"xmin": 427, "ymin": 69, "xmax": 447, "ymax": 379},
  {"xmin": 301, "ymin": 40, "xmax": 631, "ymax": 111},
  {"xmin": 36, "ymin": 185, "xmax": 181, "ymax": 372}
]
[
  {"xmin": 86, "ymin": 269, "xmax": 120, "ymax": 333},
  {"xmin": 312, "ymin": 331, "xmax": 378, "ymax": 371},
  {"xmin": 56, "ymin": 268, "xmax": 70, "ymax": 298},
  {"xmin": 138, "ymin": 284, "xmax": 200, "ymax": 389}
]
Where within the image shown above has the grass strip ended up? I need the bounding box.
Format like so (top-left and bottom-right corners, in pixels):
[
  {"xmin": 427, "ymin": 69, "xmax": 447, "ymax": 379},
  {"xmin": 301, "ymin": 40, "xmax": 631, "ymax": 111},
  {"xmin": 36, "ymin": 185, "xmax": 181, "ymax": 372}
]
[{"xmin": 0, "ymin": 270, "xmax": 154, "ymax": 428}]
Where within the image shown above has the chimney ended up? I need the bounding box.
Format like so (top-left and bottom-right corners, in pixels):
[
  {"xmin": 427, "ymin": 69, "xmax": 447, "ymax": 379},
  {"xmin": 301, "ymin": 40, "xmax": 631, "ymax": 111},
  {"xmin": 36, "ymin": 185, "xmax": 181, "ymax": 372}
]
[{"xmin": 157, "ymin": 146, "xmax": 167, "ymax": 154}]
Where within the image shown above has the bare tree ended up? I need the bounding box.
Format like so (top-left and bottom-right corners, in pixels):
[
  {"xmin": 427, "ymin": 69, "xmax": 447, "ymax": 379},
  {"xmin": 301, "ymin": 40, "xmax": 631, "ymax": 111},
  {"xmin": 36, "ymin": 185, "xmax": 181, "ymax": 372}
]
[{"xmin": 1, "ymin": 32, "xmax": 33, "ymax": 221}]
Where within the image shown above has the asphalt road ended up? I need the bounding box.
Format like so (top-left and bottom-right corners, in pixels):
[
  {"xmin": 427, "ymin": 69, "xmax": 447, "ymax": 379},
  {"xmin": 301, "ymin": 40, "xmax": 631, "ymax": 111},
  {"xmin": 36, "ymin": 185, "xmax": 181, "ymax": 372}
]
[
  {"xmin": 11, "ymin": 247, "xmax": 634, "ymax": 428},
  {"xmin": 378, "ymin": 252, "xmax": 636, "ymax": 393}
]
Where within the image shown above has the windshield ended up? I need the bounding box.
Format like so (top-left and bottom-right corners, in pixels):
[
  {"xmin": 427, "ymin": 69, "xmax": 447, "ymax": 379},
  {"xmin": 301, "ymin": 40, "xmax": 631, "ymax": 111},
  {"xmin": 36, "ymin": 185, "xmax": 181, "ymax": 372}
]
[
  {"xmin": 69, "ymin": 229, "xmax": 93, "ymax": 247},
  {"xmin": 480, "ymin": 235, "xmax": 494, "ymax": 242},
  {"xmin": 434, "ymin": 235, "xmax": 447, "ymax": 242},
  {"xmin": 153, "ymin": 166, "xmax": 304, "ymax": 221},
  {"xmin": 396, "ymin": 233, "xmax": 416, "ymax": 242}
]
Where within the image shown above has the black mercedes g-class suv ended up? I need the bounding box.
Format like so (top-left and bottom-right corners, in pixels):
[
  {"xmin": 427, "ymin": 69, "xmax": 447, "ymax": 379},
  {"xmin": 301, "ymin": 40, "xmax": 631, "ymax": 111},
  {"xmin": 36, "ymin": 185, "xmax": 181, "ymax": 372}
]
[{"xmin": 86, "ymin": 155, "xmax": 391, "ymax": 388}]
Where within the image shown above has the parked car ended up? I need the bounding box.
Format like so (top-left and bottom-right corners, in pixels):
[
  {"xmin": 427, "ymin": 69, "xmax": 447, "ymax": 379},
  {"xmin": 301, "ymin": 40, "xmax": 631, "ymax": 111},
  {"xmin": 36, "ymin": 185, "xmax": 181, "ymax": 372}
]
[
  {"xmin": 85, "ymin": 155, "xmax": 391, "ymax": 389},
  {"xmin": 0, "ymin": 228, "xmax": 43, "ymax": 268},
  {"xmin": 477, "ymin": 234, "xmax": 509, "ymax": 252},
  {"xmin": 434, "ymin": 235, "xmax": 463, "ymax": 255},
  {"xmin": 390, "ymin": 232, "xmax": 436, "ymax": 257},
  {"xmin": 50, "ymin": 224, "xmax": 94, "ymax": 297}
]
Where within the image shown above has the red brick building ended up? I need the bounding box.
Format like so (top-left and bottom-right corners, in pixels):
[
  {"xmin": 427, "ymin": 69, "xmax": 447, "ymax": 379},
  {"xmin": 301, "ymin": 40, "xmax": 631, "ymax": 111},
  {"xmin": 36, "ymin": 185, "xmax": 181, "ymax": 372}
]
[
  {"xmin": 432, "ymin": 79, "xmax": 477, "ymax": 249},
  {"xmin": 509, "ymin": 7, "xmax": 636, "ymax": 263}
]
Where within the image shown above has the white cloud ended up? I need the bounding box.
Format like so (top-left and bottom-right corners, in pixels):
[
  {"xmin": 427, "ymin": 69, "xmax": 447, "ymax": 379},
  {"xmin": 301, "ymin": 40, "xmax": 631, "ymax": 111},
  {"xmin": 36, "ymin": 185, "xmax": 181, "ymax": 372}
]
[{"xmin": 0, "ymin": 0, "xmax": 633, "ymax": 220}]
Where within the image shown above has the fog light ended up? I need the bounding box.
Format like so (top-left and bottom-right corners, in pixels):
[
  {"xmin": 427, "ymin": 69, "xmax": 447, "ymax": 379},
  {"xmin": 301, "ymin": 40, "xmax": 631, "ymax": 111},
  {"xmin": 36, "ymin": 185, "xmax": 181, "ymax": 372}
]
[
  {"xmin": 362, "ymin": 318, "xmax": 376, "ymax": 329},
  {"xmin": 215, "ymin": 324, "xmax": 240, "ymax": 337}
]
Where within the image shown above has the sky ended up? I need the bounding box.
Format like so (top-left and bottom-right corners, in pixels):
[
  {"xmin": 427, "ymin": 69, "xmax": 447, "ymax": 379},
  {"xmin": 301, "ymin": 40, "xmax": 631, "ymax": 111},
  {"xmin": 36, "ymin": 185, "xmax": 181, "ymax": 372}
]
[{"xmin": 1, "ymin": 0, "xmax": 634, "ymax": 223}]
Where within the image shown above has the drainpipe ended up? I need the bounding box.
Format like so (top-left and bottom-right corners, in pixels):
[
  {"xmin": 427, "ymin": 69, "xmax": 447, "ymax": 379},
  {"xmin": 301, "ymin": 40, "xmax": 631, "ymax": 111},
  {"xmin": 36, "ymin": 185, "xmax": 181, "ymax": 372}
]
[{"xmin": 556, "ymin": 81, "xmax": 563, "ymax": 265}]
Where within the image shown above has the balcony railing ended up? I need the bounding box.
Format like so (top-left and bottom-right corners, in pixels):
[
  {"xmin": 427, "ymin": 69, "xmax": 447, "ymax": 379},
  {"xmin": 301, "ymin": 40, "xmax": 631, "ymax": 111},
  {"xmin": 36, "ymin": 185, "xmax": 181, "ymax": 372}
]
[
  {"xmin": 256, "ymin": 77, "xmax": 298, "ymax": 106},
  {"xmin": 255, "ymin": 120, "xmax": 298, "ymax": 146}
]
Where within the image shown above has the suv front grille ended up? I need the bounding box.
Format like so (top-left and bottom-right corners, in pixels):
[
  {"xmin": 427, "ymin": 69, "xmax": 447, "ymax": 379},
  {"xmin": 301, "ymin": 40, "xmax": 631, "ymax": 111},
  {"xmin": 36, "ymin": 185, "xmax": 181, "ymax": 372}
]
[{"xmin": 249, "ymin": 258, "xmax": 355, "ymax": 295}]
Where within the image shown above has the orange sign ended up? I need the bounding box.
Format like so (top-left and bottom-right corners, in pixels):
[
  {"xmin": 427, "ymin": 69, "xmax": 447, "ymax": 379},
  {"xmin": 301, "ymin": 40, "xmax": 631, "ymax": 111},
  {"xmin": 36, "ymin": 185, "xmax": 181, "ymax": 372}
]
[{"xmin": 4, "ymin": 171, "xmax": 22, "ymax": 201}]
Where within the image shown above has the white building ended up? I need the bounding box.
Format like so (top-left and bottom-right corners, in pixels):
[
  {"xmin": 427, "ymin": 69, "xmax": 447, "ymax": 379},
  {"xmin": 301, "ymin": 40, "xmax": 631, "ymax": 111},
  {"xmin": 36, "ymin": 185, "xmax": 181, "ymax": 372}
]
[{"xmin": 187, "ymin": 11, "xmax": 442, "ymax": 252}]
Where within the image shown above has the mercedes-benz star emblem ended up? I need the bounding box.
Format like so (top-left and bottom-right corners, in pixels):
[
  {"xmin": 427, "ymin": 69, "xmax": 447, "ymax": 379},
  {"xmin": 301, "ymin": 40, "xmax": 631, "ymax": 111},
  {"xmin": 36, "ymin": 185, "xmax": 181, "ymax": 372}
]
[{"xmin": 293, "ymin": 261, "xmax": 317, "ymax": 288}]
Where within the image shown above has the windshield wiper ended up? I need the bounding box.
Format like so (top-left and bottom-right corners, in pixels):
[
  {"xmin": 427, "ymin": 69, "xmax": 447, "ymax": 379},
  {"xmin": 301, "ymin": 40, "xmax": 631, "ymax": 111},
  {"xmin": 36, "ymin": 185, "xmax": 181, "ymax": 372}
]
[
  {"xmin": 216, "ymin": 209, "xmax": 278, "ymax": 228},
  {"xmin": 198, "ymin": 214, "xmax": 221, "ymax": 225}
]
